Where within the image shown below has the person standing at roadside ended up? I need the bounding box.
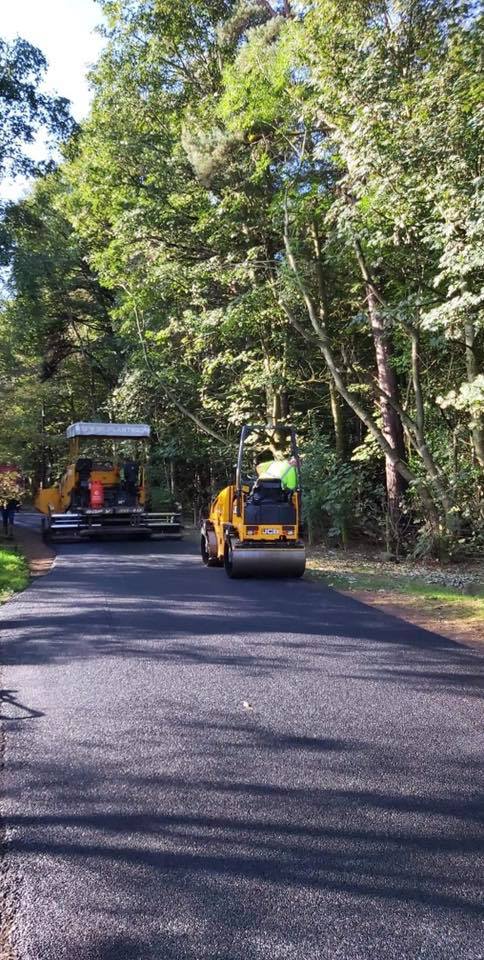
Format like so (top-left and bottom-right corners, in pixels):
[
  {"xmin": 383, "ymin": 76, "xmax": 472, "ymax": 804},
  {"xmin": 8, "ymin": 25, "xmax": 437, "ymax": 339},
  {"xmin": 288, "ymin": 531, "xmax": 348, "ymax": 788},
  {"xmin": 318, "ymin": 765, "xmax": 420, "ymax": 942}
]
[{"xmin": 2, "ymin": 497, "xmax": 20, "ymax": 538}]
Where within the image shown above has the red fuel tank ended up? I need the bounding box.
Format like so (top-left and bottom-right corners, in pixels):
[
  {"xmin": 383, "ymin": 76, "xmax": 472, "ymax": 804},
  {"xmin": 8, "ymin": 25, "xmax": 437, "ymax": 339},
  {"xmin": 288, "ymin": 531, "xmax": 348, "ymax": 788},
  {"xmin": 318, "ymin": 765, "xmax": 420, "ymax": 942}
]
[{"xmin": 90, "ymin": 480, "xmax": 104, "ymax": 508}]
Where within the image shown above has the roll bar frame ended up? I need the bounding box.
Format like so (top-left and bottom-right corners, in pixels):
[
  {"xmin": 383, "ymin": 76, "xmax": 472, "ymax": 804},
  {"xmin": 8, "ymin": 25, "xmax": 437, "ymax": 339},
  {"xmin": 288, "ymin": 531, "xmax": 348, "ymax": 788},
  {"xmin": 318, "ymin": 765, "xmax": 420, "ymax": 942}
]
[{"xmin": 235, "ymin": 424, "xmax": 302, "ymax": 495}]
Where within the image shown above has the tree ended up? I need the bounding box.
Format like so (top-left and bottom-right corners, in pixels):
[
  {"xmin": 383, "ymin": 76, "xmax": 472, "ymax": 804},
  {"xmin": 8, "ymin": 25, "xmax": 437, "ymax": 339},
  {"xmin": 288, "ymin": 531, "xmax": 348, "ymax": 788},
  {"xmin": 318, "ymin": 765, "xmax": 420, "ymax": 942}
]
[
  {"xmin": 0, "ymin": 37, "xmax": 73, "ymax": 183},
  {"xmin": 0, "ymin": 174, "xmax": 120, "ymax": 482},
  {"xmin": 1, "ymin": 0, "xmax": 481, "ymax": 553},
  {"xmin": 213, "ymin": 0, "xmax": 482, "ymax": 541}
]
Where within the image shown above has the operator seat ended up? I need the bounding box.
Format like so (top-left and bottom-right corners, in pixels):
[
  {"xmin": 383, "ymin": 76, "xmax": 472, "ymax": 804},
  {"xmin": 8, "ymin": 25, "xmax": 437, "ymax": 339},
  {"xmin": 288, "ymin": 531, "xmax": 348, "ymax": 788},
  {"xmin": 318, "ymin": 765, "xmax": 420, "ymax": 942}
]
[
  {"xmin": 119, "ymin": 460, "xmax": 140, "ymax": 507},
  {"xmin": 244, "ymin": 478, "xmax": 296, "ymax": 525},
  {"xmin": 75, "ymin": 458, "xmax": 93, "ymax": 508}
]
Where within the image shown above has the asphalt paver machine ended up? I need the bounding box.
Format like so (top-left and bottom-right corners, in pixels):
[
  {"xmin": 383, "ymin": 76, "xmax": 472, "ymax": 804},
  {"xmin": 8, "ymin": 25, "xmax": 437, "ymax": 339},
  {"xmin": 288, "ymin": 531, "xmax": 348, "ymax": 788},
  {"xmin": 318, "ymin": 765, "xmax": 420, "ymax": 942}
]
[
  {"xmin": 201, "ymin": 424, "xmax": 306, "ymax": 578},
  {"xmin": 35, "ymin": 421, "xmax": 182, "ymax": 541}
]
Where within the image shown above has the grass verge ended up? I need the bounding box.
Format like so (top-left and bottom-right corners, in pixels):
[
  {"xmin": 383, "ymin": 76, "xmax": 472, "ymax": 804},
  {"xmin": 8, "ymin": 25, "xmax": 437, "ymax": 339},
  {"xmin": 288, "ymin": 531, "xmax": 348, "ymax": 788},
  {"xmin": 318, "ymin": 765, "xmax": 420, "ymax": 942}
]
[{"xmin": 0, "ymin": 543, "xmax": 30, "ymax": 602}]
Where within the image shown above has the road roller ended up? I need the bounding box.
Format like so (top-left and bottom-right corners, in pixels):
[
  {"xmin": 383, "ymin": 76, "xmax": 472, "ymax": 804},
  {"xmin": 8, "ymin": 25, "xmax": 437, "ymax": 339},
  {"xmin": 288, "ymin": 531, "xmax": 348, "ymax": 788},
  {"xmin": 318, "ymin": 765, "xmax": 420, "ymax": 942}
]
[{"xmin": 201, "ymin": 424, "xmax": 306, "ymax": 578}]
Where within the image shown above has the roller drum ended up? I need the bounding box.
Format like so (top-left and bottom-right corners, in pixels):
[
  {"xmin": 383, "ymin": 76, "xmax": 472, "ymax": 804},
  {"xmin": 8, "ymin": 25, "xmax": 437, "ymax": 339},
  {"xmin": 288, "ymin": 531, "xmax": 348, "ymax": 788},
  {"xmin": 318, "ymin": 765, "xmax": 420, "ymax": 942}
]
[{"xmin": 225, "ymin": 542, "xmax": 306, "ymax": 579}]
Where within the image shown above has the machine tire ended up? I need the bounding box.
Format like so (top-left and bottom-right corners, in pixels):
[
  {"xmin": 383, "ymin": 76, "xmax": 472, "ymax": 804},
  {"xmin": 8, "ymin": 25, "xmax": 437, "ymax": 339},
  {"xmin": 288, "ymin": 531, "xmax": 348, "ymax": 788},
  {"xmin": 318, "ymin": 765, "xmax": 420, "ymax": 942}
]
[{"xmin": 201, "ymin": 534, "xmax": 222, "ymax": 567}]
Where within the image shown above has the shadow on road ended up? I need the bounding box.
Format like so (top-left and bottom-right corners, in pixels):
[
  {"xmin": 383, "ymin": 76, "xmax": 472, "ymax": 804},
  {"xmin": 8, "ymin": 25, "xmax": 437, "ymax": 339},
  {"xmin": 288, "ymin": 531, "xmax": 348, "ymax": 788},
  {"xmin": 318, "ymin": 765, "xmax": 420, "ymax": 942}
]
[
  {"xmin": 1, "ymin": 543, "xmax": 482, "ymax": 702},
  {"xmin": 0, "ymin": 688, "xmax": 45, "ymax": 720},
  {"xmin": 4, "ymin": 717, "xmax": 483, "ymax": 957}
]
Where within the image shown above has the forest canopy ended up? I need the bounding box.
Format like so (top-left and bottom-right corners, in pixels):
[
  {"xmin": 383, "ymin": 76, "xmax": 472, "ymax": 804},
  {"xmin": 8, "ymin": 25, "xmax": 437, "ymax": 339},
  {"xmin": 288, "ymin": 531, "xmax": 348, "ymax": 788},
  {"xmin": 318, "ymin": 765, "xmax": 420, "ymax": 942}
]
[{"xmin": 0, "ymin": 0, "xmax": 482, "ymax": 557}]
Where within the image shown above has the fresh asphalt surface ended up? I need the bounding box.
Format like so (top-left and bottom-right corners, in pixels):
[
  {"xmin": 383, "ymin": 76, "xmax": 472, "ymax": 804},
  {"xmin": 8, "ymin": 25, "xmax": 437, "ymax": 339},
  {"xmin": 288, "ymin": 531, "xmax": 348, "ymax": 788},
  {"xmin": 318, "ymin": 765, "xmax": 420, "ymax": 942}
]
[{"xmin": 1, "ymin": 521, "xmax": 483, "ymax": 960}]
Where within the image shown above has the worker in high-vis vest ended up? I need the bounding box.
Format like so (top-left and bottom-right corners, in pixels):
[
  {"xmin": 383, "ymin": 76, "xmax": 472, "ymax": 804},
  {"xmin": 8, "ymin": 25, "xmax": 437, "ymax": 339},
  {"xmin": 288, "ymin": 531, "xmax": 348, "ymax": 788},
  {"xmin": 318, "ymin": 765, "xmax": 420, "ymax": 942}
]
[{"xmin": 255, "ymin": 456, "xmax": 298, "ymax": 490}]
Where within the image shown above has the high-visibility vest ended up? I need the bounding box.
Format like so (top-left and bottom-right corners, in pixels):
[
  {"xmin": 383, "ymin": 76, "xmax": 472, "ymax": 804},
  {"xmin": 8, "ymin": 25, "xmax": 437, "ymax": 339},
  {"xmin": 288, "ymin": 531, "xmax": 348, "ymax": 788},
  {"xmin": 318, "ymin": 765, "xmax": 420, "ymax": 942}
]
[{"xmin": 256, "ymin": 460, "xmax": 297, "ymax": 490}]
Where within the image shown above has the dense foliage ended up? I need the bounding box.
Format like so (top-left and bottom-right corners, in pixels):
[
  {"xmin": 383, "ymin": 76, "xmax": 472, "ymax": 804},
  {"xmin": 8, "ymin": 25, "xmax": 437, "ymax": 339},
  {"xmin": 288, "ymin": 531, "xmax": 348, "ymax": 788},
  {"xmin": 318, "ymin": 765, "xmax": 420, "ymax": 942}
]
[
  {"xmin": 0, "ymin": 546, "xmax": 29, "ymax": 600},
  {"xmin": 0, "ymin": 0, "xmax": 482, "ymax": 556},
  {"xmin": 0, "ymin": 37, "xmax": 73, "ymax": 181}
]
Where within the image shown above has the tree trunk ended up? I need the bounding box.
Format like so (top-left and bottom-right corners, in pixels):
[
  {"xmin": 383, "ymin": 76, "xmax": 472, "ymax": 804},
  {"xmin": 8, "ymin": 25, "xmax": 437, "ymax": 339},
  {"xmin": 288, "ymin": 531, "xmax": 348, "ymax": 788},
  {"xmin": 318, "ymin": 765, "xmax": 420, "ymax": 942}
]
[
  {"xmin": 263, "ymin": 355, "xmax": 275, "ymax": 425},
  {"xmin": 328, "ymin": 377, "xmax": 345, "ymax": 460},
  {"xmin": 358, "ymin": 265, "xmax": 407, "ymax": 512},
  {"xmin": 328, "ymin": 379, "xmax": 348, "ymax": 546},
  {"xmin": 280, "ymin": 219, "xmax": 443, "ymax": 529},
  {"xmin": 465, "ymin": 321, "xmax": 484, "ymax": 468},
  {"xmin": 273, "ymin": 389, "xmax": 289, "ymax": 423}
]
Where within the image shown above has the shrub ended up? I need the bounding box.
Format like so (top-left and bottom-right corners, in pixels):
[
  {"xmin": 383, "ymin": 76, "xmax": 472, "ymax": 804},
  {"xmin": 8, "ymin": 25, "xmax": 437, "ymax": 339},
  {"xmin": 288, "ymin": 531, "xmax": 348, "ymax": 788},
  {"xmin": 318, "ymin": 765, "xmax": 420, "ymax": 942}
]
[{"xmin": 301, "ymin": 434, "xmax": 356, "ymax": 546}]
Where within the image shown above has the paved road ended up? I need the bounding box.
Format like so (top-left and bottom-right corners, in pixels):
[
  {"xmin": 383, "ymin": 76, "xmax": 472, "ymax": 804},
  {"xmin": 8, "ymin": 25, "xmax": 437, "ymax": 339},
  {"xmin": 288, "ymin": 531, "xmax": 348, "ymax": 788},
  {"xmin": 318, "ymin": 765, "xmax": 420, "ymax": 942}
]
[{"xmin": 1, "ymin": 529, "xmax": 483, "ymax": 960}]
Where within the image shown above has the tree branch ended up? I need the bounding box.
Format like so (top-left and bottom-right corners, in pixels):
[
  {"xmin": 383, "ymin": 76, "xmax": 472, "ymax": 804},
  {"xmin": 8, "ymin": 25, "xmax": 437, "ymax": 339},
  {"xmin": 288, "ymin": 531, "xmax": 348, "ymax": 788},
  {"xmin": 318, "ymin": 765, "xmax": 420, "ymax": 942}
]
[{"xmin": 127, "ymin": 290, "xmax": 230, "ymax": 445}]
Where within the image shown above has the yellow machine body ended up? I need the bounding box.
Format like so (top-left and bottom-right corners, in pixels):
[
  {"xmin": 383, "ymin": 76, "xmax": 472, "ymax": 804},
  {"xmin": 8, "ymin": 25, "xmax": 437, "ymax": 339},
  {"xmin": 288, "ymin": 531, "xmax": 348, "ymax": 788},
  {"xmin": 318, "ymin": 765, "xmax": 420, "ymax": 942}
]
[
  {"xmin": 201, "ymin": 425, "xmax": 306, "ymax": 578},
  {"xmin": 34, "ymin": 421, "xmax": 180, "ymax": 540},
  {"xmin": 35, "ymin": 466, "xmax": 146, "ymax": 516}
]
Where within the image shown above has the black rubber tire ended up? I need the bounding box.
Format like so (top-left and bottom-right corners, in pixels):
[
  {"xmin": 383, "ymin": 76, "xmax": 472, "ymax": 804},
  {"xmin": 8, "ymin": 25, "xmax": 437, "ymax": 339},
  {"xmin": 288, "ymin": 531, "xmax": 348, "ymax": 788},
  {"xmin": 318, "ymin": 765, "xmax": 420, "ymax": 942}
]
[
  {"xmin": 201, "ymin": 535, "xmax": 210, "ymax": 565},
  {"xmin": 201, "ymin": 535, "xmax": 221, "ymax": 567},
  {"xmin": 224, "ymin": 539, "xmax": 233, "ymax": 577}
]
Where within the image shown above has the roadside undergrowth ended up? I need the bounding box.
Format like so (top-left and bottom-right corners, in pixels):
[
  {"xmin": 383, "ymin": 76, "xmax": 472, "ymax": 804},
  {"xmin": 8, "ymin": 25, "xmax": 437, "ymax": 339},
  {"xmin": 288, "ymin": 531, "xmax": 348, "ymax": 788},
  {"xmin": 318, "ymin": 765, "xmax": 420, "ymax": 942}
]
[{"xmin": 0, "ymin": 544, "xmax": 29, "ymax": 602}]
